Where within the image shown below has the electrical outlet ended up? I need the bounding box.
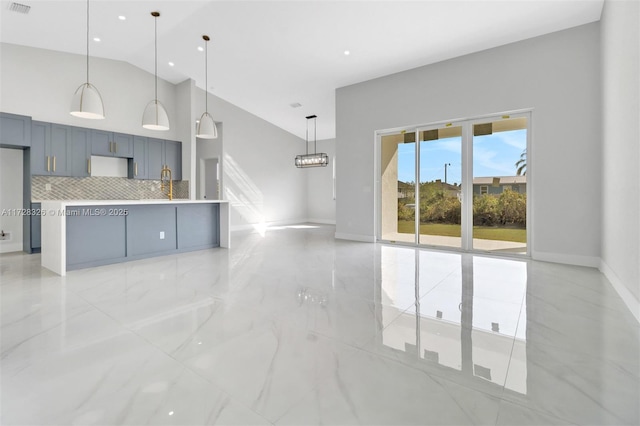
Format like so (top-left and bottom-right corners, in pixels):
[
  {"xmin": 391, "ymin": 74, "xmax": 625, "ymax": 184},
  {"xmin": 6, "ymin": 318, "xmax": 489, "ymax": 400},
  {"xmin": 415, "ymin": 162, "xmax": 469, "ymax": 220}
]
[
  {"xmin": 0, "ymin": 231, "xmax": 11, "ymax": 241},
  {"xmin": 45, "ymin": 183, "xmax": 52, "ymax": 191},
  {"xmin": 159, "ymin": 231, "xmax": 165, "ymax": 240}
]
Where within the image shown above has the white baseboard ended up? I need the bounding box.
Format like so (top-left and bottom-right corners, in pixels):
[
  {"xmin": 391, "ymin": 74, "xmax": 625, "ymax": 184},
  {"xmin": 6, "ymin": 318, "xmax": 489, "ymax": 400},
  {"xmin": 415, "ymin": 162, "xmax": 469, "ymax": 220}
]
[
  {"xmin": 307, "ymin": 218, "xmax": 336, "ymax": 225},
  {"xmin": 531, "ymin": 250, "xmax": 600, "ymax": 268},
  {"xmin": 599, "ymin": 260, "xmax": 640, "ymax": 324},
  {"xmin": 334, "ymin": 232, "xmax": 376, "ymax": 243}
]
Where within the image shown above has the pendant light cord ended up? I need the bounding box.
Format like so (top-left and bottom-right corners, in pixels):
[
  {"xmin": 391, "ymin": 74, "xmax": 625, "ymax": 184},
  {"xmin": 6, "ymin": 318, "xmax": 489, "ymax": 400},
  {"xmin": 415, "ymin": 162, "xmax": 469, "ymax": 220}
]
[
  {"xmin": 205, "ymin": 38, "xmax": 208, "ymax": 113},
  {"xmin": 154, "ymin": 14, "xmax": 158, "ymax": 102},
  {"xmin": 86, "ymin": 0, "xmax": 89, "ymax": 84}
]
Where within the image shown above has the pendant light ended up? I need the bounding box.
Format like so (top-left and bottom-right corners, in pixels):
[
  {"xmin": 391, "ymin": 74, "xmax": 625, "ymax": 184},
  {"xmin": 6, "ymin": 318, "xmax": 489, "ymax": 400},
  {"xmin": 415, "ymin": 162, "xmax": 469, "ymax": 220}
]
[
  {"xmin": 142, "ymin": 11, "xmax": 170, "ymax": 131},
  {"xmin": 196, "ymin": 35, "xmax": 217, "ymax": 139},
  {"xmin": 70, "ymin": 0, "xmax": 105, "ymax": 119},
  {"xmin": 295, "ymin": 115, "xmax": 329, "ymax": 168}
]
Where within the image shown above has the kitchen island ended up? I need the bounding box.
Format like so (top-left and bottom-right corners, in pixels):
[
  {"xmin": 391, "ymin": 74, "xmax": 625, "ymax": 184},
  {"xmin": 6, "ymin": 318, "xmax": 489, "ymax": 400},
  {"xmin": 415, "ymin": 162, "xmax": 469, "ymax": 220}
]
[{"xmin": 40, "ymin": 199, "xmax": 229, "ymax": 276}]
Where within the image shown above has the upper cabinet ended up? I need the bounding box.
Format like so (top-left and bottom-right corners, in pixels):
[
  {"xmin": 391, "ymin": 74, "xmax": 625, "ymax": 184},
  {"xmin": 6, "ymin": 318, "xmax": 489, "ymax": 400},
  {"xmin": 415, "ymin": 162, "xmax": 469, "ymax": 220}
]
[
  {"xmin": 130, "ymin": 136, "xmax": 148, "ymax": 180},
  {"xmin": 31, "ymin": 122, "xmax": 71, "ymax": 176},
  {"xmin": 31, "ymin": 122, "xmax": 91, "ymax": 177},
  {"xmin": 91, "ymin": 130, "xmax": 133, "ymax": 158},
  {"xmin": 148, "ymin": 138, "xmax": 182, "ymax": 181},
  {"xmin": 0, "ymin": 112, "xmax": 31, "ymax": 148},
  {"xmin": 28, "ymin": 119, "xmax": 181, "ymax": 181}
]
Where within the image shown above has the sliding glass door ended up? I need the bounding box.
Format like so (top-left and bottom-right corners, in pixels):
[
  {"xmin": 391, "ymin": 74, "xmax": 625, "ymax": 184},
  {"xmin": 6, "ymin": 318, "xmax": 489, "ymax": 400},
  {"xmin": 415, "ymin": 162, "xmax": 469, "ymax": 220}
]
[{"xmin": 377, "ymin": 112, "xmax": 530, "ymax": 255}]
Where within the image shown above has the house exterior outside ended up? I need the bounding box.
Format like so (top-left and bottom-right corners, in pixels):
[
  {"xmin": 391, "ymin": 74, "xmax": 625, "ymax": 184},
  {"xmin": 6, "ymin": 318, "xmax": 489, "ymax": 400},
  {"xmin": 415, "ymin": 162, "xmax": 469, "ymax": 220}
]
[{"xmin": 472, "ymin": 176, "xmax": 526, "ymax": 196}]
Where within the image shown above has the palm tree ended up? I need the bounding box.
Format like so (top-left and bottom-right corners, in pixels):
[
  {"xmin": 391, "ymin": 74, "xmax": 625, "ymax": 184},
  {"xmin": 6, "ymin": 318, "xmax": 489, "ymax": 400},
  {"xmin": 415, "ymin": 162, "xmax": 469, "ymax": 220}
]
[{"xmin": 515, "ymin": 149, "xmax": 526, "ymax": 176}]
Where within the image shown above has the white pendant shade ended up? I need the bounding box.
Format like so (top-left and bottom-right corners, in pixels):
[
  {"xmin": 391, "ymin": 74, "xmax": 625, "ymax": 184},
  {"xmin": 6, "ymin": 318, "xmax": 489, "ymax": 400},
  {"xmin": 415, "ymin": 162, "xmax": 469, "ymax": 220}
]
[
  {"xmin": 196, "ymin": 112, "xmax": 218, "ymax": 139},
  {"xmin": 142, "ymin": 100, "xmax": 170, "ymax": 131},
  {"xmin": 70, "ymin": 82, "xmax": 105, "ymax": 119}
]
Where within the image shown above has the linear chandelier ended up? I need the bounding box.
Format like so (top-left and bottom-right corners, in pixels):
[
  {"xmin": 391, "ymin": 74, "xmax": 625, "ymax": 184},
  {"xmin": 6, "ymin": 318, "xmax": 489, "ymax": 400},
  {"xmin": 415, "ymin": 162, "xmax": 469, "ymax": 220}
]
[
  {"xmin": 142, "ymin": 11, "xmax": 170, "ymax": 131},
  {"xmin": 70, "ymin": 0, "xmax": 105, "ymax": 119},
  {"xmin": 295, "ymin": 115, "xmax": 328, "ymax": 168}
]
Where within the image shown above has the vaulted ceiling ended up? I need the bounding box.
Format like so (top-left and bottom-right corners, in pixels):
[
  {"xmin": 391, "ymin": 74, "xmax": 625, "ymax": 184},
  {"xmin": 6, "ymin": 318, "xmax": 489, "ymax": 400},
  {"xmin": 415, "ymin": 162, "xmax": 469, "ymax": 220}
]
[{"xmin": 0, "ymin": 0, "xmax": 604, "ymax": 140}]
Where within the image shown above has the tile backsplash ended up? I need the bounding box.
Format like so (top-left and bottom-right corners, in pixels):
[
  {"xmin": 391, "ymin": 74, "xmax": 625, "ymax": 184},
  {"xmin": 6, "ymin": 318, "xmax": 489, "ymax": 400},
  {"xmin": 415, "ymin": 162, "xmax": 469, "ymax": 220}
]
[{"xmin": 32, "ymin": 176, "xmax": 189, "ymax": 201}]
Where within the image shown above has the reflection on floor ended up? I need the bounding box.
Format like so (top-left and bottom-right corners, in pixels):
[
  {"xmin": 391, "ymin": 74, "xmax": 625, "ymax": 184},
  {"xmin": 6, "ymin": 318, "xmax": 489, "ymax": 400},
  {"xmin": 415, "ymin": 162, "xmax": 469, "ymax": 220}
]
[
  {"xmin": 384, "ymin": 231, "xmax": 527, "ymax": 252},
  {"xmin": 1, "ymin": 224, "xmax": 638, "ymax": 425}
]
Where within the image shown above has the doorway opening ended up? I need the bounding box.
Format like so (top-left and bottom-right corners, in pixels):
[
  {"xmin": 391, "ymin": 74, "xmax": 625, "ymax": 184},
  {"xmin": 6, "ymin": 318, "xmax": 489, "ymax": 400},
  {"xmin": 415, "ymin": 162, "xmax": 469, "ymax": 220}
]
[{"xmin": 377, "ymin": 111, "xmax": 530, "ymax": 255}]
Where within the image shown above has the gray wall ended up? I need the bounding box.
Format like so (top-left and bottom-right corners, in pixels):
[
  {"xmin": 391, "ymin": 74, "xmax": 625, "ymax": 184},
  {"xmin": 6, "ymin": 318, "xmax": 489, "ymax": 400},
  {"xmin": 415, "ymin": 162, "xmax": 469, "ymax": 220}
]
[
  {"xmin": 335, "ymin": 23, "xmax": 602, "ymax": 265},
  {"xmin": 306, "ymin": 138, "xmax": 336, "ymax": 224},
  {"xmin": 600, "ymin": 0, "xmax": 640, "ymax": 308}
]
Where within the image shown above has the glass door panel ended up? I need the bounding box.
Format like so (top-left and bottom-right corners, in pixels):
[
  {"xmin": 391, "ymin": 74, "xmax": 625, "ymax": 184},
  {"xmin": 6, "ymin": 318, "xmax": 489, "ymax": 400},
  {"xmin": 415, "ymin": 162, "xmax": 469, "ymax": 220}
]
[
  {"xmin": 472, "ymin": 117, "xmax": 527, "ymax": 254},
  {"xmin": 418, "ymin": 125, "xmax": 462, "ymax": 248},
  {"xmin": 380, "ymin": 131, "xmax": 416, "ymax": 243}
]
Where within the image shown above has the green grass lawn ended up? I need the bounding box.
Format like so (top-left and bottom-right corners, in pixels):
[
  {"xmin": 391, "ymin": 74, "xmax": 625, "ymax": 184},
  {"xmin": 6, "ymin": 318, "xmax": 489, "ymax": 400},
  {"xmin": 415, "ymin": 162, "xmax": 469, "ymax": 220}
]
[{"xmin": 397, "ymin": 221, "xmax": 526, "ymax": 243}]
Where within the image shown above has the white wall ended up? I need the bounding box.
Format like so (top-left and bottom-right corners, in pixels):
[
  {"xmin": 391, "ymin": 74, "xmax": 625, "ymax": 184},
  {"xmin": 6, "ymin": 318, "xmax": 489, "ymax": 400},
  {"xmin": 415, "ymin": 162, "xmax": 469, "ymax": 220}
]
[
  {"xmin": 0, "ymin": 148, "xmax": 24, "ymax": 253},
  {"xmin": 0, "ymin": 43, "xmax": 179, "ymax": 141},
  {"xmin": 306, "ymin": 138, "xmax": 336, "ymax": 224},
  {"xmin": 600, "ymin": 0, "xmax": 640, "ymax": 319},
  {"xmin": 335, "ymin": 23, "xmax": 602, "ymax": 263},
  {"xmin": 196, "ymin": 84, "xmax": 308, "ymax": 229}
]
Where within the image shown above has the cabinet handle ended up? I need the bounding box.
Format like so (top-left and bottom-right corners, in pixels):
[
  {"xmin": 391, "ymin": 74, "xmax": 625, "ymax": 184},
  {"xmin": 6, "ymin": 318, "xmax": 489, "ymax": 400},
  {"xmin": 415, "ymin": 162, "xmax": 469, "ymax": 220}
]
[
  {"xmin": 88, "ymin": 159, "xmax": 91, "ymax": 174},
  {"xmin": 134, "ymin": 162, "xmax": 138, "ymax": 176},
  {"xmin": 47, "ymin": 156, "xmax": 50, "ymax": 172},
  {"xmin": 53, "ymin": 156, "xmax": 56, "ymax": 172}
]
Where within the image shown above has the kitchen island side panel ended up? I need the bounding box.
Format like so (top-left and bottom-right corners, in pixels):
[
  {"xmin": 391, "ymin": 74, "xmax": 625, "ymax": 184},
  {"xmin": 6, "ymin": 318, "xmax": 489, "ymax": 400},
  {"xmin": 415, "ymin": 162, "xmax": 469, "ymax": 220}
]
[
  {"xmin": 66, "ymin": 207, "xmax": 126, "ymax": 267},
  {"xmin": 176, "ymin": 203, "xmax": 219, "ymax": 250},
  {"xmin": 126, "ymin": 205, "xmax": 178, "ymax": 257}
]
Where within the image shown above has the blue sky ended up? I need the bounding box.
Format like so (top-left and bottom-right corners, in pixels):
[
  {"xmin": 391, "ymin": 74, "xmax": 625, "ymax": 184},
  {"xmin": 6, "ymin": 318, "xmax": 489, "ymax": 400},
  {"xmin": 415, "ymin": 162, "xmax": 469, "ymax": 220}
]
[{"xmin": 397, "ymin": 129, "xmax": 526, "ymax": 184}]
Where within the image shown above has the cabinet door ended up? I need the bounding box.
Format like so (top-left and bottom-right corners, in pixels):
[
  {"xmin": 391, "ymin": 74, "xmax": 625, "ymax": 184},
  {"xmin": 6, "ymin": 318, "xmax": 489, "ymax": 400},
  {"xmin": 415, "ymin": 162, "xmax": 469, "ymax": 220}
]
[
  {"xmin": 31, "ymin": 203, "xmax": 41, "ymax": 250},
  {"xmin": 147, "ymin": 138, "xmax": 164, "ymax": 180},
  {"xmin": 90, "ymin": 129, "xmax": 113, "ymax": 156},
  {"xmin": 30, "ymin": 121, "xmax": 50, "ymax": 175},
  {"xmin": 0, "ymin": 112, "xmax": 31, "ymax": 147},
  {"xmin": 113, "ymin": 133, "xmax": 133, "ymax": 158},
  {"xmin": 164, "ymin": 140, "xmax": 182, "ymax": 181},
  {"xmin": 50, "ymin": 124, "xmax": 71, "ymax": 176},
  {"xmin": 70, "ymin": 127, "xmax": 91, "ymax": 177},
  {"xmin": 131, "ymin": 136, "xmax": 148, "ymax": 179}
]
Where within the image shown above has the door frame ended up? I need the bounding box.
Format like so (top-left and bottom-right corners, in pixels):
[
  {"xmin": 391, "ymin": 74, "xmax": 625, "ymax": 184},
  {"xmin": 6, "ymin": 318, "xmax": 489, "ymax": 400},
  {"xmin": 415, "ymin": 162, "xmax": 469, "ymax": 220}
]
[{"xmin": 375, "ymin": 108, "xmax": 533, "ymax": 257}]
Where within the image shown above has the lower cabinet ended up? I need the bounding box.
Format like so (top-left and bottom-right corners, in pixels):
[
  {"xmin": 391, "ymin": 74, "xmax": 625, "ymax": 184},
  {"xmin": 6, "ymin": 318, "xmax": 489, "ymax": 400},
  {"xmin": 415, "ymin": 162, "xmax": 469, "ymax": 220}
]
[
  {"xmin": 65, "ymin": 203, "xmax": 220, "ymax": 271},
  {"xmin": 66, "ymin": 207, "xmax": 127, "ymax": 266}
]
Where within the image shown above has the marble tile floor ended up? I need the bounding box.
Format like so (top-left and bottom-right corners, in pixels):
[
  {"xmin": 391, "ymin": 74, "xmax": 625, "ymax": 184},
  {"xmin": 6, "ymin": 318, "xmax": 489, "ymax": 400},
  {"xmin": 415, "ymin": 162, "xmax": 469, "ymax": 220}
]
[{"xmin": 1, "ymin": 224, "xmax": 638, "ymax": 425}]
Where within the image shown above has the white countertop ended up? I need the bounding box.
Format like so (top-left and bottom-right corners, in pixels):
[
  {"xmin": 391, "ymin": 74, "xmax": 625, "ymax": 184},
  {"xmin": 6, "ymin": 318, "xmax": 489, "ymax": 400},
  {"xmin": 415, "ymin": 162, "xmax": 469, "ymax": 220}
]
[{"xmin": 37, "ymin": 199, "xmax": 229, "ymax": 206}]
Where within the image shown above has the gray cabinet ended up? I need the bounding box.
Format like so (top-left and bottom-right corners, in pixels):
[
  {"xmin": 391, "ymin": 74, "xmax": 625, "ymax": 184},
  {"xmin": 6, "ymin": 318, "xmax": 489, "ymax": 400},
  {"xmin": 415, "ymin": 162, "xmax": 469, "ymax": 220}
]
[
  {"xmin": 0, "ymin": 112, "xmax": 31, "ymax": 148},
  {"xmin": 165, "ymin": 140, "xmax": 182, "ymax": 181},
  {"xmin": 126, "ymin": 205, "xmax": 177, "ymax": 256},
  {"xmin": 147, "ymin": 138, "xmax": 182, "ymax": 181},
  {"xmin": 91, "ymin": 130, "xmax": 133, "ymax": 158},
  {"xmin": 70, "ymin": 127, "xmax": 91, "ymax": 177},
  {"xmin": 31, "ymin": 203, "xmax": 41, "ymax": 251},
  {"xmin": 130, "ymin": 136, "xmax": 148, "ymax": 179},
  {"xmin": 31, "ymin": 122, "xmax": 71, "ymax": 176},
  {"xmin": 66, "ymin": 206, "xmax": 127, "ymax": 268}
]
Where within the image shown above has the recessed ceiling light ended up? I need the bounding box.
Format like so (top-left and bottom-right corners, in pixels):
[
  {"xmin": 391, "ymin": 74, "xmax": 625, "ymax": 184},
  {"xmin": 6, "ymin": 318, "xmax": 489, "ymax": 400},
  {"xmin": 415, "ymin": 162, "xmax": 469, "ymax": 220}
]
[
  {"xmin": 93, "ymin": 37, "xmax": 101, "ymax": 42},
  {"xmin": 168, "ymin": 61, "xmax": 175, "ymax": 67},
  {"xmin": 118, "ymin": 15, "xmax": 126, "ymax": 21},
  {"xmin": 290, "ymin": 102, "xmax": 302, "ymax": 108},
  {"xmin": 197, "ymin": 46, "xmax": 204, "ymax": 52},
  {"xmin": 344, "ymin": 50, "xmax": 350, "ymax": 56}
]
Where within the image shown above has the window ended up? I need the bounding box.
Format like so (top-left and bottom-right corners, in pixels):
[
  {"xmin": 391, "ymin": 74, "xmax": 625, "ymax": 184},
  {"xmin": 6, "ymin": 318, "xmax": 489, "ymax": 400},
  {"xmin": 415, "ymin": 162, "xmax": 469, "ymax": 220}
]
[
  {"xmin": 480, "ymin": 185, "xmax": 488, "ymax": 195},
  {"xmin": 502, "ymin": 185, "xmax": 512, "ymax": 192}
]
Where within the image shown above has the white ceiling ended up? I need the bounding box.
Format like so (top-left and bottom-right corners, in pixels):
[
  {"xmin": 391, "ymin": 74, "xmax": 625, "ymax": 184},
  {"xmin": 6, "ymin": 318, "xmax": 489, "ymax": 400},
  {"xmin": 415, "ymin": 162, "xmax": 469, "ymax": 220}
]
[{"xmin": 0, "ymin": 0, "xmax": 604, "ymax": 140}]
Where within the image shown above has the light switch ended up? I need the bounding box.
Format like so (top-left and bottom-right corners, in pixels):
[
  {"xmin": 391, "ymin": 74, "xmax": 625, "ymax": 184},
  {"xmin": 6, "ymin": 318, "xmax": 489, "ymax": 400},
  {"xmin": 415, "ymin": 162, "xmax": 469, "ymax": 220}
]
[{"xmin": 159, "ymin": 231, "xmax": 165, "ymax": 240}]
